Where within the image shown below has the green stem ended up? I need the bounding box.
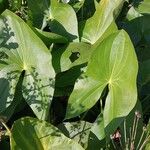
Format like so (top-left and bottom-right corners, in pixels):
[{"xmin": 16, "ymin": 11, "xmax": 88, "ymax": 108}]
[{"xmin": 136, "ymin": 128, "xmax": 145, "ymax": 150}]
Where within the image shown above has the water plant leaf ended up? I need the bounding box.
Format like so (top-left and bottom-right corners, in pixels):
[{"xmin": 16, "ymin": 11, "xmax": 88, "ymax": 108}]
[
  {"xmin": 10, "ymin": 117, "xmax": 84, "ymax": 150},
  {"xmin": 81, "ymin": 0, "xmax": 124, "ymax": 44},
  {"xmin": 66, "ymin": 30, "xmax": 138, "ymax": 128},
  {"xmin": 0, "ymin": 10, "xmax": 55, "ymax": 120}
]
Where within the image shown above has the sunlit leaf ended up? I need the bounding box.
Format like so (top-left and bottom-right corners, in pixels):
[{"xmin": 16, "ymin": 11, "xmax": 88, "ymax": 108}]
[
  {"xmin": 66, "ymin": 30, "xmax": 138, "ymax": 128},
  {"xmin": 81, "ymin": 0, "xmax": 124, "ymax": 44}
]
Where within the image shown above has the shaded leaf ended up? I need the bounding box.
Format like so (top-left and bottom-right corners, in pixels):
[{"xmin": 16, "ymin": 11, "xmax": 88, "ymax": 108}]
[
  {"xmin": 0, "ymin": 10, "xmax": 55, "ymax": 120},
  {"xmin": 10, "ymin": 117, "xmax": 84, "ymax": 150}
]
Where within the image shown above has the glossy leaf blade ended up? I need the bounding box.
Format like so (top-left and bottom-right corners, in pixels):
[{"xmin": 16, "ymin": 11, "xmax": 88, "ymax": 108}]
[
  {"xmin": 81, "ymin": 0, "xmax": 124, "ymax": 44},
  {"xmin": 66, "ymin": 30, "xmax": 138, "ymax": 128}
]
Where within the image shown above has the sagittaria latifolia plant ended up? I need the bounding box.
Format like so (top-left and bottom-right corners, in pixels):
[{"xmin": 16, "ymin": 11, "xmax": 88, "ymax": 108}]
[{"xmin": 0, "ymin": 0, "xmax": 150, "ymax": 149}]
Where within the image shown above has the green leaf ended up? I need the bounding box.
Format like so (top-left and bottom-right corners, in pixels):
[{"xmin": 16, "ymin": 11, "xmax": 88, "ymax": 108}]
[
  {"xmin": 126, "ymin": 6, "xmax": 142, "ymax": 21},
  {"xmin": 0, "ymin": 10, "xmax": 55, "ymax": 120},
  {"xmin": 10, "ymin": 117, "xmax": 84, "ymax": 150},
  {"xmin": 0, "ymin": 0, "xmax": 9, "ymax": 14},
  {"xmin": 68, "ymin": 0, "xmax": 85, "ymax": 12},
  {"xmin": 90, "ymin": 113, "xmax": 105, "ymax": 141},
  {"xmin": 28, "ymin": 0, "xmax": 79, "ymax": 41},
  {"xmin": 139, "ymin": 59, "xmax": 150, "ymax": 85},
  {"xmin": 137, "ymin": 0, "xmax": 150, "ymax": 14},
  {"xmin": 49, "ymin": 0, "xmax": 79, "ymax": 41},
  {"xmin": 81, "ymin": 0, "xmax": 124, "ymax": 44},
  {"xmin": 27, "ymin": 0, "xmax": 50, "ymax": 29},
  {"xmin": 34, "ymin": 28, "xmax": 68, "ymax": 46},
  {"xmin": 52, "ymin": 42, "xmax": 91, "ymax": 72},
  {"xmin": 59, "ymin": 121, "xmax": 92, "ymax": 149},
  {"xmin": 66, "ymin": 30, "xmax": 138, "ymax": 128}
]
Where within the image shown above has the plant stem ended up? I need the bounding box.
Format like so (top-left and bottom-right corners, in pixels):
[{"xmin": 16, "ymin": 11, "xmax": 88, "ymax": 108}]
[
  {"xmin": 0, "ymin": 120, "xmax": 11, "ymax": 136},
  {"xmin": 133, "ymin": 117, "xmax": 140, "ymax": 144},
  {"xmin": 139, "ymin": 135, "xmax": 150, "ymax": 150},
  {"xmin": 136, "ymin": 128, "xmax": 145, "ymax": 150},
  {"xmin": 124, "ymin": 119, "xmax": 127, "ymax": 145},
  {"xmin": 130, "ymin": 114, "xmax": 137, "ymax": 149}
]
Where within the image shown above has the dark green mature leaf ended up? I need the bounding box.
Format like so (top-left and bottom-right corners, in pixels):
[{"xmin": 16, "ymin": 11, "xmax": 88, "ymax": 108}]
[
  {"xmin": 10, "ymin": 117, "xmax": 84, "ymax": 150},
  {"xmin": 0, "ymin": 0, "xmax": 9, "ymax": 14},
  {"xmin": 66, "ymin": 30, "xmax": 138, "ymax": 128},
  {"xmin": 27, "ymin": 0, "xmax": 50, "ymax": 29},
  {"xmin": 139, "ymin": 60, "xmax": 150, "ymax": 86},
  {"xmin": 0, "ymin": 10, "xmax": 55, "ymax": 120},
  {"xmin": 81, "ymin": 0, "xmax": 124, "ymax": 44}
]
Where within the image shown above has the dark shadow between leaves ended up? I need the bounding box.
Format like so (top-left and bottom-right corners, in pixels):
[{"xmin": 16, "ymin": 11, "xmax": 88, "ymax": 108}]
[{"xmin": 49, "ymin": 19, "xmax": 78, "ymax": 42}]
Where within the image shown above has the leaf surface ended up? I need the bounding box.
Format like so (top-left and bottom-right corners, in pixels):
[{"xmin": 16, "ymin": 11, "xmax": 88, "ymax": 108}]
[
  {"xmin": 66, "ymin": 30, "xmax": 138, "ymax": 128},
  {"xmin": 0, "ymin": 10, "xmax": 55, "ymax": 120},
  {"xmin": 10, "ymin": 117, "xmax": 84, "ymax": 150}
]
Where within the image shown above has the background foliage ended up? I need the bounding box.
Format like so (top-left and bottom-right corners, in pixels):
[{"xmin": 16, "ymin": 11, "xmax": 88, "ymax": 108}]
[{"xmin": 0, "ymin": 0, "xmax": 150, "ymax": 149}]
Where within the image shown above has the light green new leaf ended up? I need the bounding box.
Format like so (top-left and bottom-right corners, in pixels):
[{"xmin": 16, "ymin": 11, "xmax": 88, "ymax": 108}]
[
  {"xmin": 66, "ymin": 30, "xmax": 138, "ymax": 128},
  {"xmin": 81, "ymin": 0, "xmax": 124, "ymax": 44},
  {"xmin": 0, "ymin": 10, "xmax": 55, "ymax": 120},
  {"xmin": 10, "ymin": 117, "xmax": 84, "ymax": 150}
]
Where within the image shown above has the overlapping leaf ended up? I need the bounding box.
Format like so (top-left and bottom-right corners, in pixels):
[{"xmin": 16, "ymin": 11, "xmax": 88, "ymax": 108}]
[
  {"xmin": 10, "ymin": 117, "xmax": 84, "ymax": 150},
  {"xmin": 66, "ymin": 30, "xmax": 138, "ymax": 128},
  {"xmin": 28, "ymin": 0, "xmax": 79, "ymax": 41},
  {"xmin": 81, "ymin": 0, "xmax": 124, "ymax": 44},
  {"xmin": 0, "ymin": 10, "xmax": 55, "ymax": 120}
]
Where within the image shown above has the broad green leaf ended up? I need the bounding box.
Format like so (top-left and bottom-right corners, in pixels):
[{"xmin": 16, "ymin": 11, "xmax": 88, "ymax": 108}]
[
  {"xmin": 49, "ymin": 0, "xmax": 79, "ymax": 41},
  {"xmin": 139, "ymin": 59, "xmax": 150, "ymax": 85},
  {"xmin": 52, "ymin": 42, "xmax": 91, "ymax": 72},
  {"xmin": 126, "ymin": 6, "xmax": 142, "ymax": 21},
  {"xmin": 90, "ymin": 114, "xmax": 105, "ymax": 141},
  {"xmin": 123, "ymin": 15, "xmax": 150, "ymax": 45},
  {"xmin": 66, "ymin": 30, "xmax": 138, "ymax": 128},
  {"xmin": 81, "ymin": 0, "xmax": 124, "ymax": 44},
  {"xmin": 10, "ymin": 117, "xmax": 84, "ymax": 150},
  {"xmin": 27, "ymin": 0, "xmax": 50, "ymax": 29},
  {"xmin": 0, "ymin": 10, "xmax": 55, "ymax": 120},
  {"xmin": 28, "ymin": 0, "xmax": 79, "ymax": 41},
  {"xmin": 34, "ymin": 28, "xmax": 68, "ymax": 46},
  {"xmin": 137, "ymin": 0, "xmax": 150, "ymax": 14},
  {"xmin": 58, "ymin": 121, "xmax": 92, "ymax": 149}
]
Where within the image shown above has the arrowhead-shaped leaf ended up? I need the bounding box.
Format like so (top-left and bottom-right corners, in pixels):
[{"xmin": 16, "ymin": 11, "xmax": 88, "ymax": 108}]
[
  {"xmin": 0, "ymin": 10, "xmax": 55, "ymax": 120},
  {"xmin": 81, "ymin": 0, "xmax": 124, "ymax": 44},
  {"xmin": 66, "ymin": 30, "xmax": 138, "ymax": 127},
  {"xmin": 10, "ymin": 117, "xmax": 84, "ymax": 150},
  {"xmin": 28, "ymin": 0, "xmax": 79, "ymax": 41}
]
